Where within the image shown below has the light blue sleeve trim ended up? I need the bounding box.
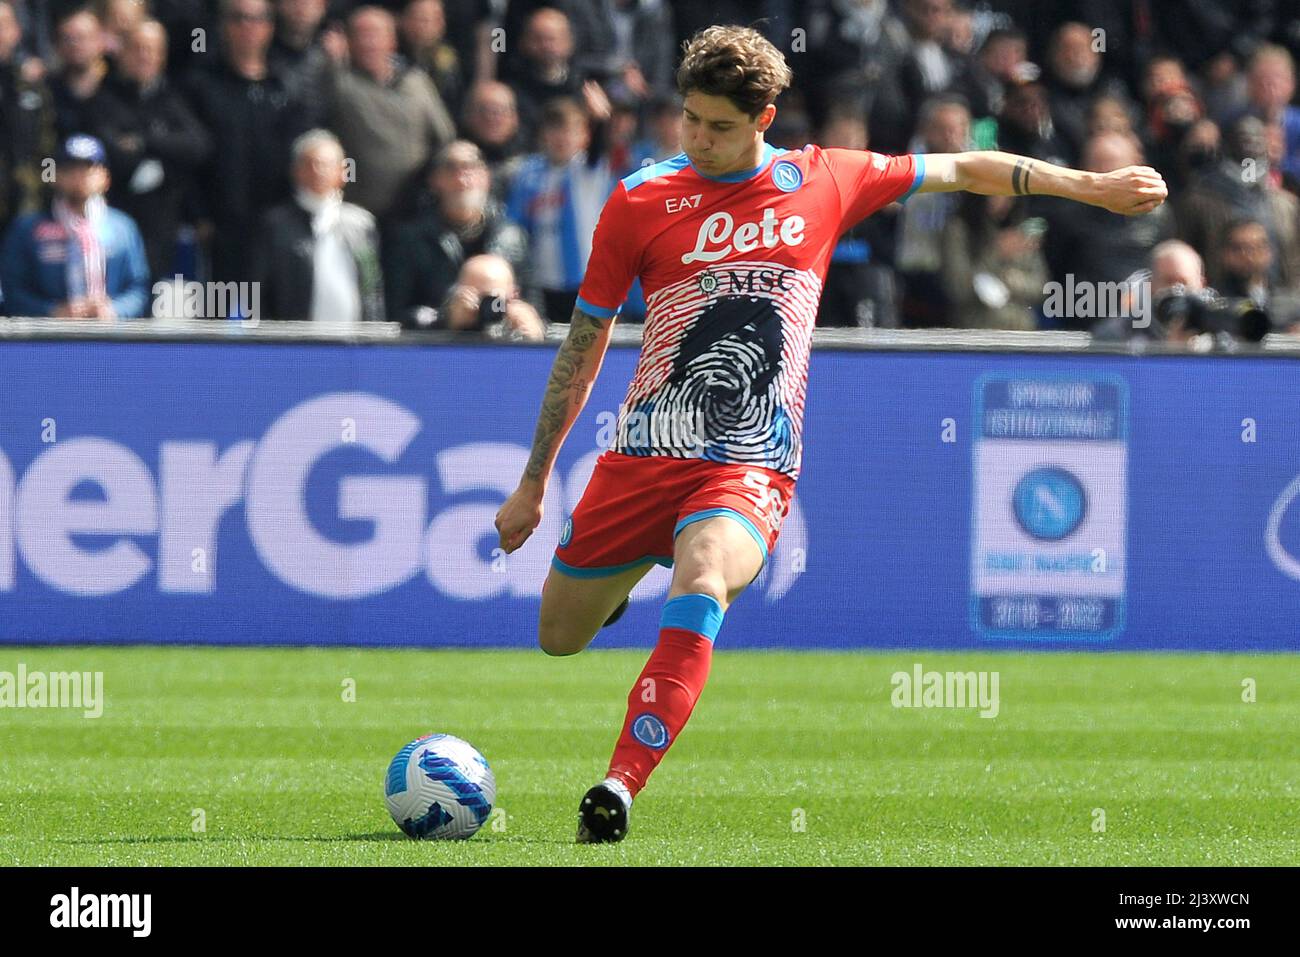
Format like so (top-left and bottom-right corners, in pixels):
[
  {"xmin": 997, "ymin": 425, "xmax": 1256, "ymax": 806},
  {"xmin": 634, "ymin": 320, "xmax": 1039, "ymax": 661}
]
[
  {"xmin": 899, "ymin": 153, "xmax": 926, "ymax": 203},
  {"xmin": 575, "ymin": 296, "xmax": 620, "ymax": 319},
  {"xmin": 660, "ymin": 594, "xmax": 726, "ymax": 642}
]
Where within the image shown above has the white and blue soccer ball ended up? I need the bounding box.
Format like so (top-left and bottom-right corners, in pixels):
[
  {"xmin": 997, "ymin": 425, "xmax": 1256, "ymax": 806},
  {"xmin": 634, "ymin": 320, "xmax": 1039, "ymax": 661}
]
[{"xmin": 384, "ymin": 733, "xmax": 496, "ymax": 840}]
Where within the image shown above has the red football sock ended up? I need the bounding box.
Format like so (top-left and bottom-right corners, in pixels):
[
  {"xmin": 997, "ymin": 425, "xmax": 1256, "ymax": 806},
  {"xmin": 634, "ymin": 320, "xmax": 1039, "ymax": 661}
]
[{"xmin": 606, "ymin": 626, "xmax": 716, "ymax": 798}]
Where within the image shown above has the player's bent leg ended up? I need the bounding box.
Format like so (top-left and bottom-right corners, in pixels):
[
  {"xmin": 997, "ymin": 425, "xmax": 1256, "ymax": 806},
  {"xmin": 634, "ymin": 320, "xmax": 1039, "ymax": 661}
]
[
  {"xmin": 667, "ymin": 513, "xmax": 767, "ymax": 607},
  {"xmin": 578, "ymin": 514, "xmax": 768, "ymax": 842},
  {"xmin": 537, "ymin": 561, "xmax": 653, "ymax": 657}
]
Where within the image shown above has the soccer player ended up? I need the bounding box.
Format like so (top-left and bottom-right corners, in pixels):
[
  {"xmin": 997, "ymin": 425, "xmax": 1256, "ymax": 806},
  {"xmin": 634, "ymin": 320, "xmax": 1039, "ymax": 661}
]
[{"xmin": 494, "ymin": 25, "xmax": 1166, "ymax": 843}]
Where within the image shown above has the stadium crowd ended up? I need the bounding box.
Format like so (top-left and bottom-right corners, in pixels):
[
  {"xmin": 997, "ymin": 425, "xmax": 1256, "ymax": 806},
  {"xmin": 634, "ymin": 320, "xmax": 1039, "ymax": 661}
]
[{"xmin": 2, "ymin": 0, "xmax": 1300, "ymax": 341}]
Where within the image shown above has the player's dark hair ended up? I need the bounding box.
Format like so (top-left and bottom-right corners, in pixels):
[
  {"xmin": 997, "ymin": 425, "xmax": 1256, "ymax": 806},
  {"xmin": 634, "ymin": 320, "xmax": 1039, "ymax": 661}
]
[{"xmin": 675, "ymin": 24, "xmax": 792, "ymax": 119}]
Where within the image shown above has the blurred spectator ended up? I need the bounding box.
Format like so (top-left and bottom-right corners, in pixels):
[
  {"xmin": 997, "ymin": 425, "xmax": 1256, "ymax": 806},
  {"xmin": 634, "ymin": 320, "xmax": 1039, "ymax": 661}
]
[
  {"xmin": 461, "ymin": 80, "xmax": 527, "ymax": 199},
  {"xmin": 1087, "ymin": 95, "xmax": 1140, "ymax": 143},
  {"xmin": 1217, "ymin": 217, "xmax": 1300, "ymax": 331},
  {"xmin": 506, "ymin": 90, "xmax": 618, "ymax": 323},
  {"xmin": 581, "ymin": 0, "xmax": 675, "ymax": 105},
  {"xmin": 896, "ymin": 94, "xmax": 968, "ymax": 327},
  {"xmin": 1169, "ymin": 117, "xmax": 1221, "ymax": 193},
  {"xmin": 101, "ymin": 0, "xmax": 146, "ymax": 61},
  {"xmin": 893, "ymin": 0, "xmax": 966, "ymax": 147},
  {"xmin": 187, "ymin": 0, "xmax": 316, "ymax": 285},
  {"xmin": 0, "ymin": 134, "xmax": 150, "ymax": 318},
  {"xmin": 269, "ymin": 0, "xmax": 332, "ymax": 122},
  {"xmin": 384, "ymin": 139, "xmax": 534, "ymax": 328},
  {"xmin": 815, "ymin": 108, "xmax": 899, "ymax": 328},
  {"xmin": 89, "ymin": 19, "xmax": 211, "ymax": 280},
  {"xmin": 399, "ymin": 0, "xmax": 464, "ymax": 120},
  {"xmin": 430, "ymin": 0, "xmax": 491, "ymax": 86},
  {"xmin": 624, "ymin": 92, "xmax": 682, "ymax": 169},
  {"xmin": 1233, "ymin": 45, "xmax": 1300, "ymax": 190},
  {"xmin": 939, "ymin": 193, "xmax": 1047, "ymax": 330},
  {"xmin": 0, "ymin": 0, "xmax": 56, "ymax": 238},
  {"xmin": 1176, "ymin": 114, "xmax": 1300, "ymax": 290},
  {"xmin": 329, "ymin": 5, "xmax": 455, "ymax": 224},
  {"xmin": 765, "ymin": 89, "xmax": 814, "ymax": 150},
  {"xmin": 1041, "ymin": 131, "xmax": 1172, "ymax": 329},
  {"xmin": 1093, "ymin": 239, "xmax": 1206, "ymax": 342},
  {"xmin": 0, "ymin": 0, "xmax": 41, "ymax": 69},
  {"xmin": 995, "ymin": 77, "xmax": 1070, "ymax": 166},
  {"xmin": 50, "ymin": 7, "xmax": 109, "ymax": 137},
  {"xmin": 496, "ymin": 0, "xmax": 670, "ymax": 98},
  {"xmin": 1043, "ymin": 21, "xmax": 1134, "ymax": 164},
  {"xmin": 252, "ymin": 129, "xmax": 385, "ymax": 322},
  {"xmin": 438, "ymin": 252, "xmax": 545, "ymax": 340},
  {"xmin": 1149, "ymin": 239, "xmax": 1207, "ymax": 296},
  {"xmin": 955, "ymin": 26, "xmax": 1029, "ymax": 126},
  {"xmin": 4, "ymin": 0, "xmax": 50, "ymax": 62},
  {"xmin": 153, "ymin": 0, "xmax": 212, "ymax": 81},
  {"xmin": 1149, "ymin": 4, "xmax": 1275, "ymax": 80},
  {"xmin": 1200, "ymin": 51, "xmax": 1248, "ymax": 127},
  {"xmin": 603, "ymin": 91, "xmax": 642, "ymax": 174},
  {"xmin": 500, "ymin": 7, "xmax": 588, "ymax": 143},
  {"xmin": 1140, "ymin": 55, "xmax": 1205, "ymax": 184},
  {"xmin": 802, "ymin": 0, "xmax": 911, "ymax": 154}
]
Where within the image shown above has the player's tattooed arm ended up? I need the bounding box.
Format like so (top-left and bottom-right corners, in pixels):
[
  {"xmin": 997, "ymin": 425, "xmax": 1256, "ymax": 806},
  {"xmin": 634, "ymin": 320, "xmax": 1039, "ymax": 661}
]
[
  {"xmin": 520, "ymin": 306, "xmax": 615, "ymax": 487},
  {"xmin": 917, "ymin": 151, "xmax": 1167, "ymax": 216}
]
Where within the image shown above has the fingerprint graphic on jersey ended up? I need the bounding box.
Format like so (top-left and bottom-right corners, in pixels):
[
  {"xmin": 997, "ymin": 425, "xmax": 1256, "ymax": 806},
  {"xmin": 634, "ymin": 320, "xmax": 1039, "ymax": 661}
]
[{"xmin": 617, "ymin": 294, "xmax": 795, "ymax": 473}]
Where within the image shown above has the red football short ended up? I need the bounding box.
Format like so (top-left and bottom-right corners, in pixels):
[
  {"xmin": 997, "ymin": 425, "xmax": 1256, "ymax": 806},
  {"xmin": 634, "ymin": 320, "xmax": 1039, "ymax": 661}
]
[{"xmin": 552, "ymin": 449, "xmax": 796, "ymax": 577}]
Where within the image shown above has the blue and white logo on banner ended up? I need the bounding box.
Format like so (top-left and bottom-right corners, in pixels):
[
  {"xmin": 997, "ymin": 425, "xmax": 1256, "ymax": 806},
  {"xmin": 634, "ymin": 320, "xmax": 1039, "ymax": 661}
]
[
  {"xmin": 971, "ymin": 374, "xmax": 1128, "ymax": 641},
  {"xmin": 1012, "ymin": 467, "xmax": 1087, "ymax": 541}
]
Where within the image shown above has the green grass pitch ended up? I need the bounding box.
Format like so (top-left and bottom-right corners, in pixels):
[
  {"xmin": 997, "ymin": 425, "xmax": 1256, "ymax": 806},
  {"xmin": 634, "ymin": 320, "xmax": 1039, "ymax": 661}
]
[{"xmin": 1, "ymin": 647, "xmax": 1296, "ymax": 866}]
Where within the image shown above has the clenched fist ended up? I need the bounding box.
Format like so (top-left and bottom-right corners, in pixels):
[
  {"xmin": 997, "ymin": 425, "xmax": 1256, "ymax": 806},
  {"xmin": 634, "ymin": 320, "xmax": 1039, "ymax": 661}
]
[
  {"xmin": 495, "ymin": 483, "xmax": 544, "ymax": 553},
  {"xmin": 1092, "ymin": 165, "xmax": 1169, "ymax": 216}
]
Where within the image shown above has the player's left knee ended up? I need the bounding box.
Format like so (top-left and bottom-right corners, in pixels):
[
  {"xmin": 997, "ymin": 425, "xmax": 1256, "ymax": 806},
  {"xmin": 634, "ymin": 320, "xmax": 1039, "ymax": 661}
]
[{"xmin": 669, "ymin": 571, "xmax": 728, "ymax": 607}]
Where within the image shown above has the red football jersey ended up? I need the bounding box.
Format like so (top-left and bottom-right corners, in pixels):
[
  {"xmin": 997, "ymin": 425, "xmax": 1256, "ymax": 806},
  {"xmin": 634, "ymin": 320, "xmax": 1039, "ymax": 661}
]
[{"xmin": 576, "ymin": 142, "xmax": 923, "ymax": 479}]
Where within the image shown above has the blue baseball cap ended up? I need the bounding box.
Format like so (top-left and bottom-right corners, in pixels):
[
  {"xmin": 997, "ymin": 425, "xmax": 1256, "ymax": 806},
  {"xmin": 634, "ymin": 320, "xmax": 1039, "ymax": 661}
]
[{"xmin": 57, "ymin": 134, "xmax": 108, "ymax": 166}]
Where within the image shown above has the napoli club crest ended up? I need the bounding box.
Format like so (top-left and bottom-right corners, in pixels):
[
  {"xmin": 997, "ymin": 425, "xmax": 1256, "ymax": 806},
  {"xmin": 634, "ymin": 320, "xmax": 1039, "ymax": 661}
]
[
  {"xmin": 771, "ymin": 160, "xmax": 803, "ymax": 192},
  {"xmin": 631, "ymin": 713, "xmax": 670, "ymax": 749}
]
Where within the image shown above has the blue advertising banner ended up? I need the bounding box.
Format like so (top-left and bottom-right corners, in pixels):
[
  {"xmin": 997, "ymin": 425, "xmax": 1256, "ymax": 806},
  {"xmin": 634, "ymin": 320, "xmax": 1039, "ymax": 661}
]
[{"xmin": 0, "ymin": 339, "xmax": 1298, "ymax": 650}]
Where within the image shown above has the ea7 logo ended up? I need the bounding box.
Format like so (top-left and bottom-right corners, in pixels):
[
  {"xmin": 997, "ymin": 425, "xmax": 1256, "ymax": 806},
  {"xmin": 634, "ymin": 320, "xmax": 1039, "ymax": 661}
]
[{"xmin": 665, "ymin": 193, "xmax": 703, "ymax": 213}]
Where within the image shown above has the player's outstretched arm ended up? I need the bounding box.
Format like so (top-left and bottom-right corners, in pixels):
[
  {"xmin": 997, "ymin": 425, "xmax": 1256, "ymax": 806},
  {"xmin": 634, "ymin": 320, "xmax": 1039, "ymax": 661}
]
[
  {"xmin": 918, "ymin": 151, "xmax": 1167, "ymax": 216},
  {"xmin": 494, "ymin": 305, "xmax": 615, "ymax": 553}
]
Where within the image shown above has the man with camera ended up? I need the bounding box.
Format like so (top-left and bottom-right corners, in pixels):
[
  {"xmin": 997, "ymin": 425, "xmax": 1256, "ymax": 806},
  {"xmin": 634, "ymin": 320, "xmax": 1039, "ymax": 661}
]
[
  {"xmin": 1099, "ymin": 237, "xmax": 1282, "ymax": 346},
  {"xmin": 438, "ymin": 253, "xmax": 545, "ymax": 341}
]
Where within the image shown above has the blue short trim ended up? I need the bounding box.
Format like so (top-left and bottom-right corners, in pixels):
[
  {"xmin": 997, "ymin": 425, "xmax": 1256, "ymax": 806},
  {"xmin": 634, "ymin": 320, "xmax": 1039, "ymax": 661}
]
[
  {"xmin": 575, "ymin": 296, "xmax": 619, "ymax": 319},
  {"xmin": 550, "ymin": 554, "xmax": 672, "ymax": 578},
  {"xmin": 673, "ymin": 507, "xmax": 768, "ymax": 563},
  {"xmin": 899, "ymin": 153, "xmax": 926, "ymax": 202},
  {"xmin": 661, "ymin": 594, "xmax": 725, "ymax": 642}
]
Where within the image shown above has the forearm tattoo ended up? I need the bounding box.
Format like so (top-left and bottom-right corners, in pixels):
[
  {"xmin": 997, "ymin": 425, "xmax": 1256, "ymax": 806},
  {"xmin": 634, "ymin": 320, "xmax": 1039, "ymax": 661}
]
[{"xmin": 523, "ymin": 307, "xmax": 611, "ymax": 482}]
